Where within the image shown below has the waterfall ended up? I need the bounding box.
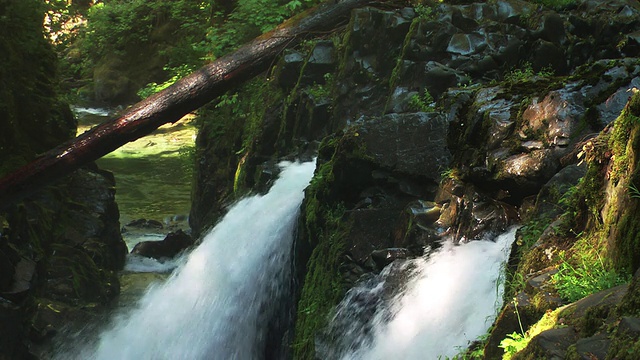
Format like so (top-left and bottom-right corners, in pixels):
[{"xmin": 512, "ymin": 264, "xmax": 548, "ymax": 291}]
[
  {"xmin": 65, "ymin": 160, "xmax": 316, "ymax": 360},
  {"xmin": 319, "ymin": 227, "xmax": 518, "ymax": 360}
]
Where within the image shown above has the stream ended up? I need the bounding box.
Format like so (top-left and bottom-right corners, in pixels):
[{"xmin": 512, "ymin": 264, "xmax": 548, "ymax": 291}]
[{"xmin": 73, "ymin": 106, "xmax": 195, "ymax": 241}]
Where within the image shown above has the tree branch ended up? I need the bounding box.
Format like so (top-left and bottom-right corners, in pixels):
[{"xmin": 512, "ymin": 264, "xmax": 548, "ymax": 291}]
[{"xmin": 0, "ymin": 0, "xmax": 373, "ymax": 208}]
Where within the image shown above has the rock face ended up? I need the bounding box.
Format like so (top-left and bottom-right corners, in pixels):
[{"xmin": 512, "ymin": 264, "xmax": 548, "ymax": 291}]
[
  {"xmin": 185, "ymin": 0, "xmax": 640, "ymax": 359},
  {"xmin": 0, "ymin": 166, "xmax": 127, "ymax": 358}
]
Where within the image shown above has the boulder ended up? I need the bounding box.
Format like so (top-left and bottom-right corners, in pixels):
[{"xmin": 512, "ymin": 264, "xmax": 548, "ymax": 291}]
[
  {"xmin": 131, "ymin": 229, "xmax": 194, "ymax": 260},
  {"xmin": 518, "ymin": 327, "xmax": 579, "ymax": 360},
  {"xmin": 126, "ymin": 218, "xmax": 164, "ymax": 230}
]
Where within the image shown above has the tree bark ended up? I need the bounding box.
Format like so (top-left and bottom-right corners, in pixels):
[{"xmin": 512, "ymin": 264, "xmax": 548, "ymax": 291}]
[{"xmin": 0, "ymin": 0, "xmax": 373, "ymax": 208}]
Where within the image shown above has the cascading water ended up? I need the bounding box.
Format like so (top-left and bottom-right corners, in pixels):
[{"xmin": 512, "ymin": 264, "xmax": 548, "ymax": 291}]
[
  {"xmin": 319, "ymin": 227, "xmax": 518, "ymax": 360},
  {"xmin": 62, "ymin": 160, "xmax": 316, "ymax": 360}
]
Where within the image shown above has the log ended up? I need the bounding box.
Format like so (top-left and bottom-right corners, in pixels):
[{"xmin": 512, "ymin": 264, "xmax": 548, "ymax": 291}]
[{"xmin": 0, "ymin": 0, "xmax": 373, "ymax": 207}]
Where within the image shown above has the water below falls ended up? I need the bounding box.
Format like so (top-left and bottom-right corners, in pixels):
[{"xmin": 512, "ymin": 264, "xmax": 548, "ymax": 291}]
[
  {"xmin": 63, "ymin": 160, "xmax": 316, "ymax": 360},
  {"xmin": 319, "ymin": 228, "xmax": 518, "ymax": 360}
]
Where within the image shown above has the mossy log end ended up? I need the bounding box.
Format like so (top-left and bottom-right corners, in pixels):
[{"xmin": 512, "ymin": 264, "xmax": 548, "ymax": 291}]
[{"xmin": 0, "ymin": 0, "xmax": 374, "ymax": 208}]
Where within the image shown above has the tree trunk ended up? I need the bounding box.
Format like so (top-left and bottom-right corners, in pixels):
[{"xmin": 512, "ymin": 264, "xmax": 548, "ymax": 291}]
[{"xmin": 0, "ymin": 0, "xmax": 373, "ymax": 208}]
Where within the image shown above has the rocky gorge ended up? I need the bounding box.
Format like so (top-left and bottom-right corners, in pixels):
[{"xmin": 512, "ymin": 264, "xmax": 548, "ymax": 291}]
[
  {"xmin": 3, "ymin": 0, "xmax": 640, "ymax": 359},
  {"xmin": 189, "ymin": 0, "xmax": 640, "ymax": 358}
]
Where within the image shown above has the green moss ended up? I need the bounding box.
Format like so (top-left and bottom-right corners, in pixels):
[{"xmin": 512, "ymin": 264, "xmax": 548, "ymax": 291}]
[
  {"xmin": 293, "ymin": 208, "xmax": 349, "ymax": 359},
  {"xmin": 293, "ymin": 130, "xmax": 373, "ymax": 359},
  {"xmin": 606, "ymin": 334, "xmax": 640, "ymax": 360},
  {"xmin": 565, "ymin": 344, "xmax": 579, "ymax": 360},
  {"xmin": 384, "ymin": 17, "xmax": 419, "ymax": 113},
  {"xmin": 604, "ymin": 93, "xmax": 640, "ymax": 272},
  {"xmin": 618, "ymin": 271, "xmax": 640, "ymax": 317}
]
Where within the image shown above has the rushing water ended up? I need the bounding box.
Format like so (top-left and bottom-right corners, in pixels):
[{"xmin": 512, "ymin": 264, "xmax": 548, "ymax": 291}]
[
  {"xmin": 319, "ymin": 228, "xmax": 518, "ymax": 360},
  {"xmin": 62, "ymin": 160, "xmax": 316, "ymax": 360}
]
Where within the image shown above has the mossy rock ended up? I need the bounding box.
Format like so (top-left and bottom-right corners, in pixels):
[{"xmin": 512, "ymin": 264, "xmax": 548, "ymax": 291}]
[{"xmin": 44, "ymin": 243, "xmax": 119, "ymax": 303}]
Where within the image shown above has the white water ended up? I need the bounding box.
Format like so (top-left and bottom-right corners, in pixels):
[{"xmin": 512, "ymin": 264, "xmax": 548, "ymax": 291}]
[
  {"xmin": 65, "ymin": 160, "xmax": 316, "ymax": 360},
  {"xmin": 71, "ymin": 106, "xmax": 113, "ymax": 117},
  {"xmin": 322, "ymin": 227, "xmax": 518, "ymax": 360}
]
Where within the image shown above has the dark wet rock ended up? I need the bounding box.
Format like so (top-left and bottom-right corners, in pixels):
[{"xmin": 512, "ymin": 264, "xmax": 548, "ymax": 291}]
[
  {"xmin": 370, "ymin": 248, "xmax": 410, "ymax": 269},
  {"xmin": 46, "ymin": 243, "xmax": 120, "ymax": 302},
  {"xmin": 537, "ymin": 13, "xmax": 567, "ymax": 45},
  {"xmin": 423, "ymin": 61, "xmax": 469, "ymax": 98},
  {"xmin": 617, "ymin": 316, "xmax": 640, "ymax": 336},
  {"xmin": 0, "ymin": 238, "xmax": 19, "ymax": 292},
  {"xmin": 0, "ymin": 298, "xmax": 33, "ymax": 360},
  {"xmin": 131, "ymin": 229, "xmax": 194, "ymax": 260},
  {"xmin": 253, "ymin": 160, "xmax": 282, "ymax": 194},
  {"xmin": 533, "ymin": 164, "xmax": 586, "ymax": 219},
  {"xmin": 278, "ymin": 49, "xmax": 305, "ymax": 90},
  {"xmin": 575, "ymin": 333, "xmax": 610, "ymax": 359},
  {"xmin": 519, "ymin": 327, "xmax": 579, "ymax": 360},
  {"xmin": 451, "ymin": 8, "xmax": 479, "ymax": 32},
  {"xmin": 303, "ymin": 41, "xmax": 336, "ymax": 85},
  {"xmin": 1, "ymin": 161, "xmax": 126, "ymax": 358},
  {"xmin": 358, "ymin": 112, "xmax": 451, "ymax": 181},
  {"xmin": 407, "ymin": 200, "xmax": 442, "ymax": 229},
  {"xmin": 498, "ymin": 149, "xmax": 561, "ymax": 194},
  {"xmin": 126, "ymin": 218, "xmax": 164, "ymax": 229},
  {"xmin": 531, "ymin": 40, "xmax": 567, "ymax": 74},
  {"xmin": 434, "ymin": 178, "xmax": 517, "ymax": 242},
  {"xmin": 447, "ymin": 32, "xmax": 487, "ymax": 56},
  {"xmin": 343, "ymin": 208, "xmax": 398, "ymax": 265}
]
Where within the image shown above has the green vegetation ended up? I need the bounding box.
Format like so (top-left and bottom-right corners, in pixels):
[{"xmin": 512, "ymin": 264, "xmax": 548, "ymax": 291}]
[
  {"xmin": 205, "ymin": 0, "xmax": 323, "ymax": 59},
  {"xmin": 0, "ymin": 1, "xmax": 76, "ymax": 176},
  {"xmin": 552, "ymin": 245, "xmax": 629, "ymax": 302},
  {"xmin": 408, "ymin": 88, "xmax": 436, "ymax": 112},
  {"xmin": 294, "ymin": 130, "xmax": 373, "ymax": 359},
  {"xmin": 414, "ymin": 3, "xmax": 435, "ymax": 20},
  {"xmin": 500, "ymin": 307, "xmax": 563, "ymax": 359},
  {"xmin": 54, "ymin": 0, "xmax": 323, "ymax": 100},
  {"xmin": 504, "ymin": 62, "xmax": 554, "ymax": 83}
]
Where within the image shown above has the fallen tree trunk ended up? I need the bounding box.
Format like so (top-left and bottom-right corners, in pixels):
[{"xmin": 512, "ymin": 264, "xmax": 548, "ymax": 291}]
[{"xmin": 0, "ymin": 0, "xmax": 373, "ymax": 207}]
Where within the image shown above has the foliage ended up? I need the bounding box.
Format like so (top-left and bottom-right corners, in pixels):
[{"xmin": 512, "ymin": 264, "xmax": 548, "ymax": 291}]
[
  {"xmin": 440, "ymin": 167, "xmax": 460, "ymax": 180},
  {"xmin": 43, "ymin": 0, "xmax": 84, "ymax": 49},
  {"xmin": 202, "ymin": 0, "xmax": 322, "ymax": 60},
  {"xmin": 307, "ymin": 73, "xmax": 335, "ymax": 100},
  {"xmin": 515, "ymin": 217, "xmax": 547, "ymax": 250},
  {"xmin": 0, "ymin": 0, "xmax": 76, "ymax": 176},
  {"xmin": 408, "ymin": 88, "xmax": 435, "ymax": 112},
  {"xmin": 499, "ymin": 307, "xmax": 562, "ymax": 359},
  {"xmin": 414, "ymin": 3, "xmax": 435, "ymax": 20},
  {"xmin": 137, "ymin": 64, "xmax": 194, "ymax": 99},
  {"xmin": 74, "ymin": 0, "xmax": 323, "ymax": 98},
  {"xmin": 500, "ymin": 332, "xmax": 527, "ymax": 359},
  {"xmin": 504, "ymin": 62, "xmax": 554, "ymax": 83},
  {"xmin": 551, "ymin": 242, "xmax": 629, "ymax": 302}
]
